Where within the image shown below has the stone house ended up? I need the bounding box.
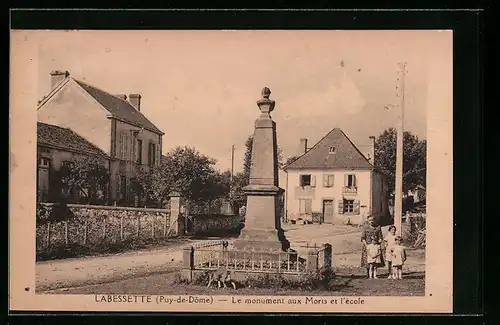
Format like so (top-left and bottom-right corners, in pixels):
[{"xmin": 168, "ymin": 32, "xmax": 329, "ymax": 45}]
[
  {"xmin": 282, "ymin": 128, "xmax": 389, "ymax": 225},
  {"xmin": 37, "ymin": 70, "xmax": 164, "ymax": 205},
  {"xmin": 37, "ymin": 122, "xmax": 109, "ymax": 203}
]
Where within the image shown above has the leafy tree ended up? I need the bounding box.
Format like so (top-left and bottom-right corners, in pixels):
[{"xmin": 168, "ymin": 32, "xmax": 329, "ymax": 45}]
[
  {"xmin": 374, "ymin": 128, "xmax": 427, "ymax": 195},
  {"xmin": 282, "ymin": 155, "xmax": 301, "ymax": 169},
  {"xmin": 242, "ymin": 134, "xmax": 284, "ymax": 182},
  {"xmin": 135, "ymin": 146, "xmax": 230, "ymax": 205},
  {"xmin": 59, "ymin": 155, "xmax": 110, "ymax": 205}
]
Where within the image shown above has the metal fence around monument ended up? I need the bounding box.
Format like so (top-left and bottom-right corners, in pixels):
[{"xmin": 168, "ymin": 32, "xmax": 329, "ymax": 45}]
[{"xmin": 188, "ymin": 241, "xmax": 332, "ymax": 275}]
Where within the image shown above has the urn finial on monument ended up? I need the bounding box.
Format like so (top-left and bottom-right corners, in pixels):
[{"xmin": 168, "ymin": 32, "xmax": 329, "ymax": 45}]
[
  {"xmin": 257, "ymin": 86, "xmax": 275, "ymax": 115},
  {"xmin": 233, "ymin": 86, "xmax": 289, "ymax": 251}
]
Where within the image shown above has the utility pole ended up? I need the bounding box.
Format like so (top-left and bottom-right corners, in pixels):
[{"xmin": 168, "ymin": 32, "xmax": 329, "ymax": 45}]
[
  {"xmin": 230, "ymin": 145, "xmax": 235, "ymax": 183},
  {"xmin": 394, "ymin": 62, "xmax": 407, "ymax": 236}
]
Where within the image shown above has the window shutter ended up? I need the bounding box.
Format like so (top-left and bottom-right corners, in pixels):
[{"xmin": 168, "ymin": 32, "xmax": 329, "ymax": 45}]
[
  {"xmin": 338, "ymin": 200, "xmax": 344, "ymax": 214},
  {"xmin": 344, "ymin": 174, "xmax": 348, "ymax": 187},
  {"xmin": 311, "ymin": 175, "xmax": 316, "ymax": 187},
  {"xmin": 353, "ymin": 175, "xmax": 357, "ymax": 187},
  {"xmin": 125, "ymin": 132, "xmax": 129, "ymax": 160},
  {"xmin": 299, "ymin": 175, "xmax": 303, "ymax": 186},
  {"xmin": 328, "ymin": 175, "xmax": 334, "ymax": 187},
  {"xmin": 323, "ymin": 174, "xmax": 328, "ymax": 187},
  {"xmin": 132, "ymin": 137, "xmax": 136, "ymax": 162},
  {"xmin": 354, "ymin": 200, "xmax": 360, "ymax": 214},
  {"xmin": 118, "ymin": 132, "xmax": 123, "ymax": 159}
]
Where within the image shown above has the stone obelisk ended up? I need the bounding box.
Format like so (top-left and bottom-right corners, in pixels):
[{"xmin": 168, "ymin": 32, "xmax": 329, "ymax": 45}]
[{"xmin": 234, "ymin": 87, "xmax": 290, "ymax": 251}]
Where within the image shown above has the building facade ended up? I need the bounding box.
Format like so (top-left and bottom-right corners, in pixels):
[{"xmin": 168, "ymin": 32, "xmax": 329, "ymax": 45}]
[
  {"xmin": 37, "ymin": 122, "xmax": 110, "ymax": 203},
  {"xmin": 283, "ymin": 128, "xmax": 389, "ymax": 225},
  {"xmin": 37, "ymin": 70, "xmax": 164, "ymax": 206}
]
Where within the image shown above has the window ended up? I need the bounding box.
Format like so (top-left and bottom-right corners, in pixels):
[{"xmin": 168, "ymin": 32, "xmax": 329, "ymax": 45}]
[
  {"xmin": 119, "ymin": 175, "xmax": 127, "ymax": 200},
  {"xmin": 328, "ymin": 146, "xmax": 336, "ymax": 154},
  {"xmin": 344, "ymin": 174, "xmax": 357, "ymax": 187},
  {"xmin": 343, "ymin": 199, "xmax": 355, "ymax": 213},
  {"xmin": 148, "ymin": 143, "xmax": 156, "ymax": 166},
  {"xmin": 339, "ymin": 199, "xmax": 360, "ymax": 214},
  {"xmin": 136, "ymin": 139, "xmax": 143, "ymax": 164},
  {"xmin": 323, "ymin": 174, "xmax": 334, "ymax": 187},
  {"xmin": 61, "ymin": 160, "xmax": 74, "ymax": 169},
  {"xmin": 39, "ymin": 157, "xmax": 50, "ymax": 168},
  {"xmin": 118, "ymin": 132, "xmax": 131, "ymax": 160},
  {"xmin": 300, "ymin": 175, "xmax": 311, "ymax": 186},
  {"xmin": 299, "ymin": 199, "xmax": 312, "ymax": 214},
  {"xmin": 299, "ymin": 174, "xmax": 316, "ymax": 187}
]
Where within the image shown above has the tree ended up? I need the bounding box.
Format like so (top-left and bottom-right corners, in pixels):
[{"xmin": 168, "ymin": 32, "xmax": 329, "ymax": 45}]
[
  {"xmin": 59, "ymin": 155, "xmax": 110, "ymax": 205},
  {"xmin": 374, "ymin": 128, "xmax": 427, "ymax": 195},
  {"xmin": 135, "ymin": 146, "xmax": 230, "ymax": 205},
  {"xmin": 242, "ymin": 134, "xmax": 284, "ymax": 182}
]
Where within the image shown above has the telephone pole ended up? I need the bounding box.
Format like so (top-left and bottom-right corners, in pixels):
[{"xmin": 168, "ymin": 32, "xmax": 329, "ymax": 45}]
[
  {"xmin": 230, "ymin": 145, "xmax": 235, "ymax": 183},
  {"xmin": 394, "ymin": 62, "xmax": 407, "ymax": 236}
]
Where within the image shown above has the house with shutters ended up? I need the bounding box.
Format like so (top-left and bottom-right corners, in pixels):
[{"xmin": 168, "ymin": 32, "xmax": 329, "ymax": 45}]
[
  {"xmin": 37, "ymin": 122, "xmax": 110, "ymax": 203},
  {"xmin": 37, "ymin": 70, "xmax": 164, "ymax": 206},
  {"xmin": 282, "ymin": 128, "xmax": 389, "ymax": 225}
]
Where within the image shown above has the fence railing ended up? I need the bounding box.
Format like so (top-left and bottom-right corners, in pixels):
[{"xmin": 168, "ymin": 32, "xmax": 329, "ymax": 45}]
[{"xmin": 183, "ymin": 241, "xmax": 333, "ymax": 275}]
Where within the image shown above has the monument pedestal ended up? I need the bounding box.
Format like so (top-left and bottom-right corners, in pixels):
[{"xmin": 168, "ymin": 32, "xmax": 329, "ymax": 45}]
[{"xmin": 233, "ymin": 87, "xmax": 290, "ymax": 252}]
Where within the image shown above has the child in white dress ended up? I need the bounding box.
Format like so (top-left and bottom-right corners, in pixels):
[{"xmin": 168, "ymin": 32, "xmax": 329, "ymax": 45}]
[
  {"xmin": 384, "ymin": 226, "xmax": 397, "ymax": 279},
  {"xmin": 391, "ymin": 236, "xmax": 407, "ymax": 279},
  {"xmin": 366, "ymin": 234, "xmax": 382, "ymax": 279}
]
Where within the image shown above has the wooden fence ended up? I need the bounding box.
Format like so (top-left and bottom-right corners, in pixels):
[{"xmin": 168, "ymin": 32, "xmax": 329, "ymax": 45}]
[{"xmin": 36, "ymin": 203, "xmax": 172, "ymax": 252}]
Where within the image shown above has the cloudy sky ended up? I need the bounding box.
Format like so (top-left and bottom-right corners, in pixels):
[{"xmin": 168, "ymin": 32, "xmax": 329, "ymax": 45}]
[{"xmin": 30, "ymin": 30, "xmax": 451, "ymax": 172}]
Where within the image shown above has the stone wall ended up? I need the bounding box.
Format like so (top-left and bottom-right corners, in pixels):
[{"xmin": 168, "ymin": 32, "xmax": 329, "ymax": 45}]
[
  {"xmin": 36, "ymin": 203, "xmax": 175, "ymax": 257},
  {"xmin": 185, "ymin": 214, "xmax": 243, "ymax": 235}
]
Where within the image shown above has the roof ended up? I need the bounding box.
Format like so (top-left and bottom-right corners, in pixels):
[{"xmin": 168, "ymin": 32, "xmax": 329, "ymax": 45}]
[
  {"xmin": 37, "ymin": 122, "xmax": 108, "ymax": 158},
  {"xmin": 73, "ymin": 79, "xmax": 163, "ymax": 134},
  {"xmin": 284, "ymin": 128, "xmax": 374, "ymax": 171}
]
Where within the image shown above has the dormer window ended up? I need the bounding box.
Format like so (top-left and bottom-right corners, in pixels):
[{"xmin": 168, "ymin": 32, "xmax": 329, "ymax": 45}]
[{"xmin": 329, "ymin": 146, "xmax": 336, "ymax": 154}]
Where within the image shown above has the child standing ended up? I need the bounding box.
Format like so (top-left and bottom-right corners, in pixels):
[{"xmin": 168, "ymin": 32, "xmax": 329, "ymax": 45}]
[
  {"xmin": 391, "ymin": 236, "xmax": 407, "ymax": 279},
  {"xmin": 366, "ymin": 234, "xmax": 382, "ymax": 279},
  {"xmin": 384, "ymin": 226, "xmax": 398, "ymax": 279}
]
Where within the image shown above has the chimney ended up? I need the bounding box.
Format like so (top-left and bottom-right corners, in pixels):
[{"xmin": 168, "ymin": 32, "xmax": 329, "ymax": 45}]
[
  {"xmin": 129, "ymin": 94, "xmax": 142, "ymax": 111},
  {"xmin": 115, "ymin": 94, "xmax": 127, "ymax": 100},
  {"xmin": 50, "ymin": 70, "xmax": 69, "ymax": 90},
  {"xmin": 368, "ymin": 136, "xmax": 376, "ymax": 165},
  {"xmin": 298, "ymin": 138, "xmax": 308, "ymax": 156}
]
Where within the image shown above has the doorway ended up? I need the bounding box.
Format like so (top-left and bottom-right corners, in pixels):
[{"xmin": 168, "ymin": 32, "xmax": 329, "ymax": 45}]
[{"xmin": 322, "ymin": 199, "xmax": 334, "ymax": 224}]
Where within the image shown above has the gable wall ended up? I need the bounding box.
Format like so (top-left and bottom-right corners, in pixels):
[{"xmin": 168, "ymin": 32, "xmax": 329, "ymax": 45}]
[{"xmin": 37, "ymin": 81, "xmax": 112, "ymax": 155}]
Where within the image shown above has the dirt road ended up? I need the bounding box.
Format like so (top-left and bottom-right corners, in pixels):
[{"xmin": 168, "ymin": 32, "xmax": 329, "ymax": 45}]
[{"xmin": 37, "ymin": 224, "xmax": 424, "ymax": 293}]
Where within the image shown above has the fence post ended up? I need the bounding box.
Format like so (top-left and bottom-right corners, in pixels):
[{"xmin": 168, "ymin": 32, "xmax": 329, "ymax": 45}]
[
  {"xmin": 182, "ymin": 246, "xmax": 194, "ymax": 269},
  {"xmin": 324, "ymin": 243, "xmax": 332, "ymax": 269},
  {"xmin": 151, "ymin": 215, "xmax": 155, "ymax": 238},
  {"xmin": 64, "ymin": 221, "xmax": 68, "ymax": 245},
  {"xmin": 83, "ymin": 219, "xmax": 87, "ymax": 245},
  {"xmin": 120, "ymin": 216, "xmax": 124, "ymax": 241},
  {"xmin": 136, "ymin": 215, "xmax": 140, "ymax": 238},
  {"xmin": 46, "ymin": 221, "xmax": 51, "ymax": 247},
  {"xmin": 306, "ymin": 250, "xmax": 318, "ymax": 272},
  {"xmin": 169, "ymin": 192, "xmax": 182, "ymax": 236},
  {"xmin": 103, "ymin": 216, "xmax": 106, "ymax": 239},
  {"xmin": 163, "ymin": 213, "xmax": 167, "ymax": 237}
]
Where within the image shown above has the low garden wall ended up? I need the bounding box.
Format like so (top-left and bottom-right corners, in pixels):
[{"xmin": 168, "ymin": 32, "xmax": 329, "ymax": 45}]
[
  {"xmin": 185, "ymin": 214, "xmax": 243, "ymax": 236},
  {"xmin": 36, "ymin": 202, "xmax": 177, "ymax": 260}
]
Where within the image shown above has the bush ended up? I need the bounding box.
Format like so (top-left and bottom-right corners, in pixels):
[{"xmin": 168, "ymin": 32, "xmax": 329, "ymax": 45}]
[{"xmin": 242, "ymin": 266, "xmax": 335, "ymax": 291}]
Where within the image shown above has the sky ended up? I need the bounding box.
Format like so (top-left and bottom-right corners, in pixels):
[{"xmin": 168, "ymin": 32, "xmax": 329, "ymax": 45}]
[{"xmin": 31, "ymin": 30, "xmax": 451, "ymax": 173}]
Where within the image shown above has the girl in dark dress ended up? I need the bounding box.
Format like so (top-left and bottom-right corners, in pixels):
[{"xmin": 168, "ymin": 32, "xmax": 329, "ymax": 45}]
[{"xmin": 361, "ymin": 215, "xmax": 385, "ymax": 278}]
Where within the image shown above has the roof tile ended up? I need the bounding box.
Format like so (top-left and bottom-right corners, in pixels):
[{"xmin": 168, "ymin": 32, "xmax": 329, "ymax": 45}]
[
  {"xmin": 284, "ymin": 128, "xmax": 373, "ymax": 170},
  {"xmin": 74, "ymin": 79, "xmax": 163, "ymax": 134},
  {"xmin": 37, "ymin": 122, "xmax": 108, "ymax": 157}
]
